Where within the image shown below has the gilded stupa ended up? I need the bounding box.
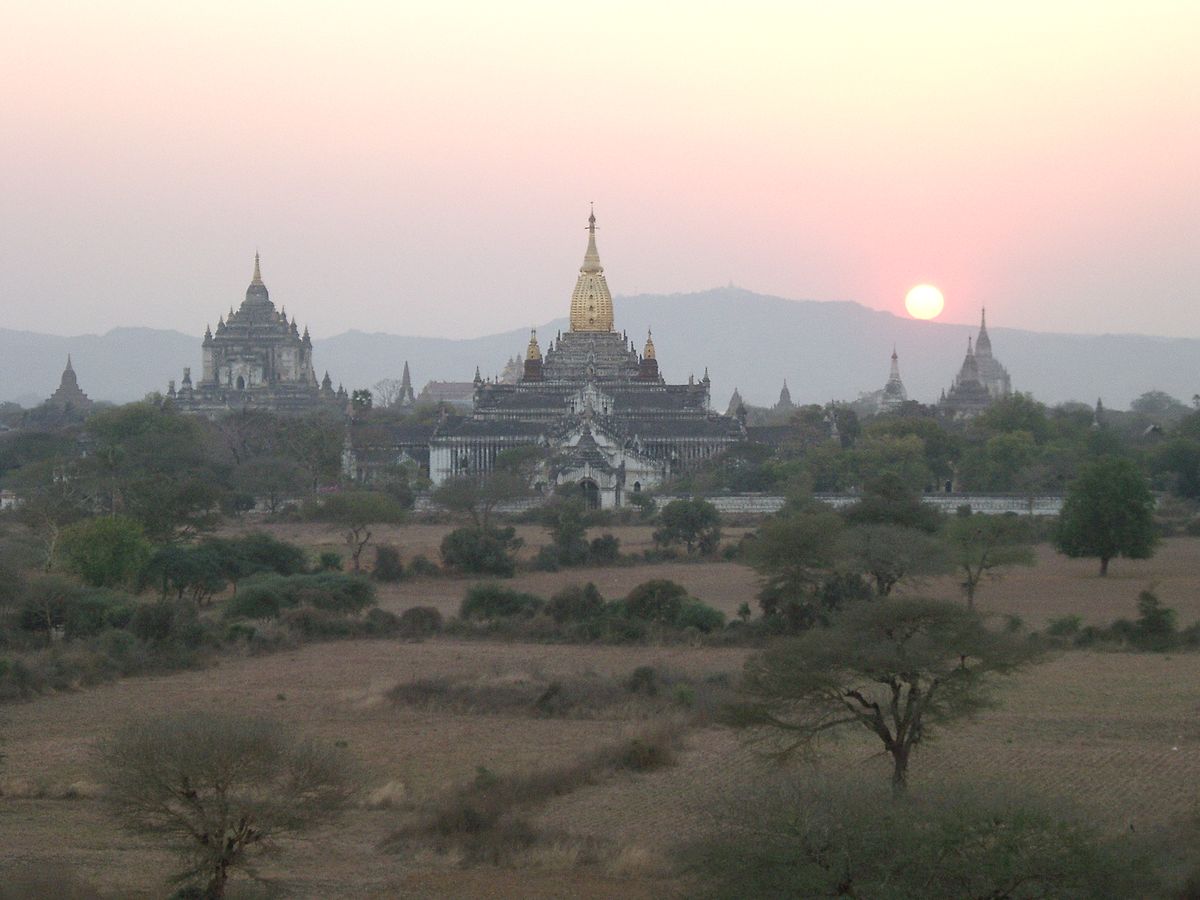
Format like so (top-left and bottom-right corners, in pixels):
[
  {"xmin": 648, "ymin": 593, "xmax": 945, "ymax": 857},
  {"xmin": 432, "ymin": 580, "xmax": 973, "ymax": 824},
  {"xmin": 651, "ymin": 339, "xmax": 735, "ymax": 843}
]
[{"xmin": 568, "ymin": 207, "xmax": 614, "ymax": 332}]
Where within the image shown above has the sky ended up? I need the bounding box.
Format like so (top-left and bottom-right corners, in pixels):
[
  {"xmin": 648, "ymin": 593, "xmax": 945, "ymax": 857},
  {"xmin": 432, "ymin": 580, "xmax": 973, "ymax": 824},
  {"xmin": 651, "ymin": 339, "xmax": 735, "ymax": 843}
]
[{"xmin": 1, "ymin": 1, "xmax": 1197, "ymax": 340}]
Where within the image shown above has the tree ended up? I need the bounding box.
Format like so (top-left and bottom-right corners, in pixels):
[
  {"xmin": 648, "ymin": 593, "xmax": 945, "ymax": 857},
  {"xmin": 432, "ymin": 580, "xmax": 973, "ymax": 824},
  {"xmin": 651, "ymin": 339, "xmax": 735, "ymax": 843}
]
[
  {"xmin": 316, "ymin": 491, "xmax": 406, "ymax": 571},
  {"xmin": 140, "ymin": 544, "xmax": 227, "ymax": 605},
  {"xmin": 653, "ymin": 498, "xmax": 722, "ymax": 555},
  {"xmin": 1055, "ymin": 457, "xmax": 1157, "ymax": 576},
  {"xmin": 687, "ymin": 776, "xmax": 1155, "ymax": 899},
  {"xmin": 728, "ymin": 598, "xmax": 1036, "ymax": 793},
  {"xmin": 745, "ymin": 509, "xmax": 846, "ymax": 632},
  {"xmin": 58, "ymin": 516, "xmax": 151, "ymax": 588},
  {"xmin": 840, "ymin": 523, "xmax": 949, "ymax": 597},
  {"xmin": 431, "ymin": 469, "xmax": 531, "ymax": 530},
  {"xmin": 351, "ymin": 388, "xmax": 373, "ymax": 411},
  {"xmin": 945, "ymin": 514, "xmax": 1036, "ymax": 607},
  {"xmin": 231, "ymin": 456, "xmax": 307, "ymax": 513},
  {"xmin": 439, "ymin": 525, "xmax": 523, "ymax": 576},
  {"xmin": 543, "ymin": 497, "xmax": 590, "ymax": 566},
  {"xmin": 96, "ymin": 712, "xmax": 357, "ymax": 899},
  {"xmin": 372, "ymin": 377, "xmax": 405, "ymax": 409},
  {"xmin": 843, "ymin": 473, "xmax": 942, "ymax": 533}
]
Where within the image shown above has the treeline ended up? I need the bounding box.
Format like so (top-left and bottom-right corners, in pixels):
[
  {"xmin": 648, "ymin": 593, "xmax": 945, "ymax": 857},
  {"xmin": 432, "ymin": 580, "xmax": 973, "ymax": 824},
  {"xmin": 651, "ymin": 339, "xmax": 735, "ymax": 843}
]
[{"xmin": 678, "ymin": 390, "xmax": 1200, "ymax": 506}]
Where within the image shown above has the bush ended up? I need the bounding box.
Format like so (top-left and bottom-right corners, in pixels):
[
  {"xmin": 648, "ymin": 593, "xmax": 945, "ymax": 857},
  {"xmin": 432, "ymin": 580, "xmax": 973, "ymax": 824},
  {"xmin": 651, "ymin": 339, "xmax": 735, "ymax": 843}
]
[
  {"xmin": 1046, "ymin": 614, "xmax": 1083, "ymax": 637},
  {"xmin": 460, "ymin": 583, "xmax": 543, "ymax": 621},
  {"xmin": 317, "ymin": 551, "xmax": 343, "ymax": 571},
  {"xmin": 362, "ymin": 608, "xmax": 402, "ymax": 636},
  {"xmin": 63, "ymin": 589, "xmax": 138, "ymax": 640},
  {"xmin": 129, "ymin": 601, "xmax": 179, "ymax": 643},
  {"xmin": 440, "ymin": 526, "xmax": 522, "ymax": 577},
  {"xmin": 624, "ymin": 580, "xmax": 689, "ymax": 626},
  {"xmin": 545, "ymin": 583, "xmax": 606, "ymax": 624},
  {"xmin": 1132, "ymin": 589, "xmax": 1176, "ymax": 650},
  {"xmin": 397, "ymin": 605, "xmax": 443, "ymax": 638},
  {"xmin": 531, "ymin": 545, "xmax": 561, "ymax": 572},
  {"xmin": 683, "ymin": 777, "xmax": 1156, "ymax": 899},
  {"xmin": 224, "ymin": 583, "xmax": 283, "ymax": 621},
  {"xmin": 280, "ymin": 606, "xmax": 355, "ymax": 638},
  {"xmin": 589, "ymin": 533, "xmax": 620, "ymax": 564},
  {"xmin": 676, "ymin": 599, "xmax": 725, "ymax": 634},
  {"xmin": 372, "ymin": 545, "xmax": 405, "ymax": 582},
  {"xmin": 224, "ymin": 573, "xmax": 376, "ymax": 620},
  {"xmin": 407, "ymin": 555, "xmax": 440, "ymax": 577}
]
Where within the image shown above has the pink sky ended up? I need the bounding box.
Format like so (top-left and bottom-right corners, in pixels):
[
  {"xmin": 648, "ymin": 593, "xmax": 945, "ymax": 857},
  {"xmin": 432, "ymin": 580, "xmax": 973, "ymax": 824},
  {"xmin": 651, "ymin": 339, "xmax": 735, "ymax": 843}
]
[{"xmin": 1, "ymin": 1, "xmax": 1197, "ymax": 339}]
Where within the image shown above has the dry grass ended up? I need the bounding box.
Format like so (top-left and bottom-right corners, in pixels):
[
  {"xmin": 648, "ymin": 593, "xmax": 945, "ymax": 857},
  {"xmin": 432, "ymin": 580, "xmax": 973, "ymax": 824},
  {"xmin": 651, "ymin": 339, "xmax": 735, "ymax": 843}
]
[{"xmin": 5, "ymin": 527, "xmax": 1200, "ymax": 896}]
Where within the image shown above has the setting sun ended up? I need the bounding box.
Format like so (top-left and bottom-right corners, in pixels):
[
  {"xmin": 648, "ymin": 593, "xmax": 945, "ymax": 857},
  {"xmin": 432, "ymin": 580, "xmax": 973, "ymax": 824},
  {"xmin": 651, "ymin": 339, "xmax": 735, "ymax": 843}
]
[{"xmin": 905, "ymin": 284, "xmax": 945, "ymax": 320}]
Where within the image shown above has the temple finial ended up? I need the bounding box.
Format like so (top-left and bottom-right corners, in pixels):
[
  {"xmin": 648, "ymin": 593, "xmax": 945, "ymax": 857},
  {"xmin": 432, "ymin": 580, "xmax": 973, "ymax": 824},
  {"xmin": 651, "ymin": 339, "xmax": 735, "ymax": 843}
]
[{"xmin": 251, "ymin": 251, "xmax": 263, "ymax": 285}]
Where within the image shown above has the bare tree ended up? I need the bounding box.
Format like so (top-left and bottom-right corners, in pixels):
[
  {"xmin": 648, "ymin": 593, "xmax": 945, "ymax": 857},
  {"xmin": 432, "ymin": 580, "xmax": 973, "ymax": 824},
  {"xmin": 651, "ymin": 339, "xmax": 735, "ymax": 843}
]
[
  {"xmin": 97, "ymin": 712, "xmax": 358, "ymax": 899},
  {"xmin": 372, "ymin": 377, "xmax": 405, "ymax": 409}
]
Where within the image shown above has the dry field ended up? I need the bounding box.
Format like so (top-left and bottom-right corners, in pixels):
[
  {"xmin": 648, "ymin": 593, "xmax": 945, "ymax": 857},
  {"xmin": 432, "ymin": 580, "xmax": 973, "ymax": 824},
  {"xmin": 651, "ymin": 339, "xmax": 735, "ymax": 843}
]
[{"xmin": 3, "ymin": 527, "xmax": 1200, "ymax": 896}]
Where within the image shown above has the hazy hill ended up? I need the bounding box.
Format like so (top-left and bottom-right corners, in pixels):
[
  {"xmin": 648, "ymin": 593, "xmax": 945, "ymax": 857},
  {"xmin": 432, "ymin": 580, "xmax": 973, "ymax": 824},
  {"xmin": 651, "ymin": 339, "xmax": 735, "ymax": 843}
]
[{"xmin": 3, "ymin": 288, "xmax": 1197, "ymax": 410}]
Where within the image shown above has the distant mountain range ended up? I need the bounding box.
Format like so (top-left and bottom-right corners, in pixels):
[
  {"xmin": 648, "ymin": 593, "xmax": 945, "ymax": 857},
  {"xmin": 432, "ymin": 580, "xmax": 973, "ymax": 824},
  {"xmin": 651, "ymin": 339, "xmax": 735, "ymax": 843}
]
[{"xmin": 3, "ymin": 288, "xmax": 1197, "ymax": 410}]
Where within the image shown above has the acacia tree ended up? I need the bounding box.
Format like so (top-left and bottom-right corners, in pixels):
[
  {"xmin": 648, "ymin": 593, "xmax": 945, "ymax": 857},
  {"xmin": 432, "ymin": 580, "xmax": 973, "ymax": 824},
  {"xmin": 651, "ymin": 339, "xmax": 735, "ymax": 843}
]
[
  {"xmin": 727, "ymin": 598, "xmax": 1036, "ymax": 793},
  {"xmin": 1055, "ymin": 456, "xmax": 1157, "ymax": 576},
  {"xmin": 946, "ymin": 514, "xmax": 1036, "ymax": 607},
  {"xmin": 744, "ymin": 508, "xmax": 845, "ymax": 631},
  {"xmin": 317, "ymin": 491, "xmax": 406, "ymax": 571},
  {"xmin": 840, "ymin": 523, "xmax": 949, "ymax": 597},
  {"xmin": 97, "ymin": 712, "xmax": 357, "ymax": 899}
]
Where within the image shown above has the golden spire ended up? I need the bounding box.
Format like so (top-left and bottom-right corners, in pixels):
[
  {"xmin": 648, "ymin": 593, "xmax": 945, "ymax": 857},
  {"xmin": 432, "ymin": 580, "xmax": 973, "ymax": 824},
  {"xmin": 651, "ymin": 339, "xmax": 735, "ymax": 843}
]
[
  {"xmin": 251, "ymin": 251, "xmax": 263, "ymax": 285},
  {"xmin": 643, "ymin": 328, "xmax": 656, "ymax": 360},
  {"xmin": 526, "ymin": 328, "xmax": 542, "ymax": 361},
  {"xmin": 569, "ymin": 205, "xmax": 614, "ymax": 332}
]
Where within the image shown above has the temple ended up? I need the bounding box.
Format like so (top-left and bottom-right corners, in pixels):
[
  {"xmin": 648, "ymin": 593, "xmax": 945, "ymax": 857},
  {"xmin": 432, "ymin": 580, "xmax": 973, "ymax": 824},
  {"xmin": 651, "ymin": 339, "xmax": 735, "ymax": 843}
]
[
  {"xmin": 43, "ymin": 357, "xmax": 94, "ymax": 416},
  {"xmin": 423, "ymin": 210, "xmax": 746, "ymax": 507},
  {"xmin": 940, "ymin": 310, "xmax": 1011, "ymax": 418},
  {"xmin": 169, "ymin": 254, "xmax": 345, "ymax": 415}
]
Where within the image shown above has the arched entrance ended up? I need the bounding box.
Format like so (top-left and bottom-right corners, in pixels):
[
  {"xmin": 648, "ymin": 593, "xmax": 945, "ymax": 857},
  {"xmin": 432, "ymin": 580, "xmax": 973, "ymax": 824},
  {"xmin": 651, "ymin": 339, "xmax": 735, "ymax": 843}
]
[
  {"xmin": 579, "ymin": 478, "xmax": 601, "ymax": 510},
  {"xmin": 235, "ymin": 375, "xmax": 246, "ymax": 390}
]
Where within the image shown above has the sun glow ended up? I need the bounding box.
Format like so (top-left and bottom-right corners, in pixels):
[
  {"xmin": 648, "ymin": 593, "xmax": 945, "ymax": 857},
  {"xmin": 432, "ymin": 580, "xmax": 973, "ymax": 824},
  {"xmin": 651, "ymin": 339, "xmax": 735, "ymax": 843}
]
[{"xmin": 905, "ymin": 284, "xmax": 945, "ymax": 320}]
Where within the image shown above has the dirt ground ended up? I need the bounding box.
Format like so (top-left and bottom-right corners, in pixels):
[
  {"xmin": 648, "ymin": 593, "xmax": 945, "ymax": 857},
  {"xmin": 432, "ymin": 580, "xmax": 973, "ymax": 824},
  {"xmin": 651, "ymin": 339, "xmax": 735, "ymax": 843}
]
[{"xmin": 3, "ymin": 527, "xmax": 1200, "ymax": 897}]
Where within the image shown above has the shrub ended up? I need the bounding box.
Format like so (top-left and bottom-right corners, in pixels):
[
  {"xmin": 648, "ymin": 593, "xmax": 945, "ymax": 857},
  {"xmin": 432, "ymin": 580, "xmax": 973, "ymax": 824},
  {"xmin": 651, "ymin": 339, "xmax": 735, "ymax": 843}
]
[
  {"xmin": 676, "ymin": 599, "xmax": 725, "ymax": 634},
  {"xmin": 225, "ymin": 573, "xmax": 377, "ymax": 619},
  {"xmin": 372, "ymin": 545, "xmax": 405, "ymax": 582},
  {"xmin": 682, "ymin": 777, "xmax": 1156, "ymax": 899},
  {"xmin": 129, "ymin": 601, "xmax": 178, "ymax": 643},
  {"xmin": 589, "ymin": 533, "xmax": 621, "ymax": 564},
  {"xmin": 1046, "ymin": 614, "xmax": 1083, "ymax": 637},
  {"xmin": 460, "ymin": 583, "xmax": 543, "ymax": 621},
  {"xmin": 1132, "ymin": 589, "xmax": 1176, "ymax": 650},
  {"xmin": 624, "ymin": 580, "xmax": 689, "ymax": 626},
  {"xmin": 407, "ymin": 555, "xmax": 440, "ymax": 577},
  {"xmin": 280, "ymin": 606, "xmax": 355, "ymax": 638},
  {"xmin": 362, "ymin": 608, "xmax": 401, "ymax": 636},
  {"xmin": 64, "ymin": 590, "xmax": 138, "ymax": 640},
  {"xmin": 317, "ymin": 551, "xmax": 343, "ymax": 571},
  {"xmin": 545, "ymin": 583, "xmax": 606, "ymax": 624},
  {"xmin": 397, "ymin": 605, "xmax": 443, "ymax": 638},
  {"xmin": 532, "ymin": 545, "xmax": 561, "ymax": 572},
  {"xmin": 223, "ymin": 582, "xmax": 283, "ymax": 620},
  {"xmin": 440, "ymin": 526, "xmax": 522, "ymax": 577}
]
